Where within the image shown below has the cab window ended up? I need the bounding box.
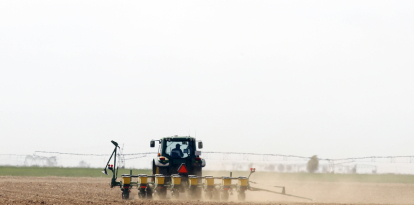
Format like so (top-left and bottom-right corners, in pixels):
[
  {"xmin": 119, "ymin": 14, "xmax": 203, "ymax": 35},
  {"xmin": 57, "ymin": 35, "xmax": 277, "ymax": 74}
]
[{"xmin": 165, "ymin": 140, "xmax": 194, "ymax": 158}]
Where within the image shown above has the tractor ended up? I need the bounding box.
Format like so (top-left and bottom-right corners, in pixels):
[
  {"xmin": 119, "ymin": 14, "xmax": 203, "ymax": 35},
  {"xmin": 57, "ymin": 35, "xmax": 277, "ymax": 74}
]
[
  {"xmin": 102, "ymin": 137, "xmax": 313, "ymax": 201},
  {"xmin": 151, "ymin": 135, "xmax": 205, "ymax": 177}
]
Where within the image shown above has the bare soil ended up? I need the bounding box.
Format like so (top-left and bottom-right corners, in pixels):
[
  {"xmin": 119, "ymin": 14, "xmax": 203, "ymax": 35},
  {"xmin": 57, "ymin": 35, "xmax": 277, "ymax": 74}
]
[{"xmin": 1, "ymin": 176, "xmax": 414, "ymax": 204}]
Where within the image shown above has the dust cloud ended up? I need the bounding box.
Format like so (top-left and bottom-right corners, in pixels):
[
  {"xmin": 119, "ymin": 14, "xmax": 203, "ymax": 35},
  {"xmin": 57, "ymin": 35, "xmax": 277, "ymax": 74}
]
[{"xmin": 2, "ymin": 175, "xmax": 414, "ymax": 204}]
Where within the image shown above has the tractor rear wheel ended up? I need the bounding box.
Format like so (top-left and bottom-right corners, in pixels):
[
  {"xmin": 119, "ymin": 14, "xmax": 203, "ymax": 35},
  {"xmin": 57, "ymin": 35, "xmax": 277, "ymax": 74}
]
[{"xmin": 194, "ymin": 167, "xmax": 202, "ymax": 176}]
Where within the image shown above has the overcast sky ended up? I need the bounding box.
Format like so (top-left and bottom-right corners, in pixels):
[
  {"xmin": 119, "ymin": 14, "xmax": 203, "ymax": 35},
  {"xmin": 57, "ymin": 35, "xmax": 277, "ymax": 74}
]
[{"xmin": 1, "ymin": 1, "xmax": 413, "ymax": 159}]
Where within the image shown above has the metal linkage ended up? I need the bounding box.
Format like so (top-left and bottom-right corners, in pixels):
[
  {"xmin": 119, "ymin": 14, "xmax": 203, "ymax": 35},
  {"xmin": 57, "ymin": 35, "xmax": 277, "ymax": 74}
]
[
  {"xmin": 114, "ymin": 168, "xmax": 312, "ymax": 201},
  {"xmin": 113, "ymin": 172, "xmax": 252, "ymax": 201}
]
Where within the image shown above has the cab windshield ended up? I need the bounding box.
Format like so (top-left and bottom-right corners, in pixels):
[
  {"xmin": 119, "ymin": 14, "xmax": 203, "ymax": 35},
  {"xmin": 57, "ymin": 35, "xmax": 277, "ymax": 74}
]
[{"xmin": 165, "ymin": 140, "xmax": 194, "ymax": 158}]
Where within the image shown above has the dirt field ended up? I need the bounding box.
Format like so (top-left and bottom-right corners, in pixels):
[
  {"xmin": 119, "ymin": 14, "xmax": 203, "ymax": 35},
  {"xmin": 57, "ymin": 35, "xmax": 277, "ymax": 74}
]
[{"xmin": 1, "ymin": 176, "xmax": 414, "ymax": 205}]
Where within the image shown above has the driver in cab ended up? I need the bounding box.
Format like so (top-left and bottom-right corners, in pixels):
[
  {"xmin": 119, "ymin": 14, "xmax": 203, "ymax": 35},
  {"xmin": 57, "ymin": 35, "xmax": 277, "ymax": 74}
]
[{"xmin": 171, "ymin": 144, "xmax": 184, "ymax": 158}]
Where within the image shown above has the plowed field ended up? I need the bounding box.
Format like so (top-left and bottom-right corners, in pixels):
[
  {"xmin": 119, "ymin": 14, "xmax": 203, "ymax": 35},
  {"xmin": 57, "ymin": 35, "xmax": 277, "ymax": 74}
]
[{"xmin": 1, "ymin": 176, "xmax": 414, "ymax": 204}]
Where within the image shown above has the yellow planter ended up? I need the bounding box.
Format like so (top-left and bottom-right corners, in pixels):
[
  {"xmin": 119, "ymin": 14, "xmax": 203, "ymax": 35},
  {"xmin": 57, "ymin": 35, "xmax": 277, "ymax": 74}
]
[
  {"xmin": 171, "ymin": 175, "xmax": 181, "ymax": 185},
  {"xmin": 138, "ymin": 174, "xmax": 147, "ymax": 184},
  {"xmin": 122, "ymin": 175, "xmax": 131, "ymax": 185},
  {"xmin": 238, "ymin": 177, "xmax": 248, "ymax": 187},
  {"xmin": 155, "ymin": 174, "xmax": 165, "ymax": 185},
  {"xmin": 221, "ymin": 177, "xmax": 231, "ymax": 186},
  {"xmin": 205, "ymin": 176, "xmax": 215, "ymax": 186},
  {"xmin": 189, "ymin": 176, "xmax": 198, "ymax": 186}
]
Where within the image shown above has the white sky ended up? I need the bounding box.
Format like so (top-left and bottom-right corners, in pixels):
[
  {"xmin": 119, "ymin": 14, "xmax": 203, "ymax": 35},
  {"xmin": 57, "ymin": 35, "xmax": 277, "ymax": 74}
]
[{"xmin": 1, "ymin": 1, "xmax": 413, "ymax": 159}]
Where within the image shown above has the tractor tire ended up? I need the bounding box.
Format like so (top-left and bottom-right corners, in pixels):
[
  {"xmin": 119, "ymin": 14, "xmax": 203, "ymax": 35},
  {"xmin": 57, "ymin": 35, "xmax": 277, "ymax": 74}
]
[
  {"xmin": 158, "ymin": 167, "xmax": 171, "ymax": 184},
  {"xmin": 153, "ymin": 160, "xmax": 169, "ymax": 175},
  {"xmin": 194, "ymin": 167, "xmax": 202, "ymax": 177},
  {"xmin": 159, "ymin": 167, "xmax": 169, "ymax": 175},
  {"xmin": 152, "ymin": 161, "xmax": 156, "ymax": 175}
]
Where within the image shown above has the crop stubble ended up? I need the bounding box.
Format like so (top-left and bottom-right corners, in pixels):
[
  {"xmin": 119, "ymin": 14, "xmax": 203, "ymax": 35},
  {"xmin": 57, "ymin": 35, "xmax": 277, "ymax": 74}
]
[{"xmin": 1, "ymin": 176, "xmax": 414, "ymax": 205}]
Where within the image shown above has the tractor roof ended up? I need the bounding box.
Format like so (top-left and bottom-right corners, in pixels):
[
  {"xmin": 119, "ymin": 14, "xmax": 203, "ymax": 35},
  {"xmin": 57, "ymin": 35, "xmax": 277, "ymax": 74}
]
[{"xmin": 161, "ymin": 135, "xmax": 195, "ymax": 141}]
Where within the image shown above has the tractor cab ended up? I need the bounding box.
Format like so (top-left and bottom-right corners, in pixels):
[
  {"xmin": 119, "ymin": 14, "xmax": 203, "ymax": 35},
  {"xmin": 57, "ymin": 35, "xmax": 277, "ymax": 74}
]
[
  {"xmin": 151, "ymin": 135, "xmax": 205, "ymax": 176},
  {"xmin": 164, "ymin": 138, "xmax": 195, "ymax": 158}
]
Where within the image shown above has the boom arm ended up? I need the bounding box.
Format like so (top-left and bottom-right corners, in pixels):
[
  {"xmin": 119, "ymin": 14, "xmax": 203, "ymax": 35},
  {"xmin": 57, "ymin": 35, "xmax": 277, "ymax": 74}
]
[
  {"xmin": 248, "ymin": 185, "xmax": 312, "ymax": 201},
  {"xmin": 247, "ymin": 168, "xmax": 312, "ymax": 201},
  {"xmin": 102, "ymin": 140, "xmax": 121, "ymax": 188}
]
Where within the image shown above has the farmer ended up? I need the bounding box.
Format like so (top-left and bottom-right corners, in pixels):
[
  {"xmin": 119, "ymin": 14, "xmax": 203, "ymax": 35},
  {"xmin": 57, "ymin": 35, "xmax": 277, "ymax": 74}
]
[{"xmin": 171, "ymin": 144, "xmax": 184, "ymax": 158}]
